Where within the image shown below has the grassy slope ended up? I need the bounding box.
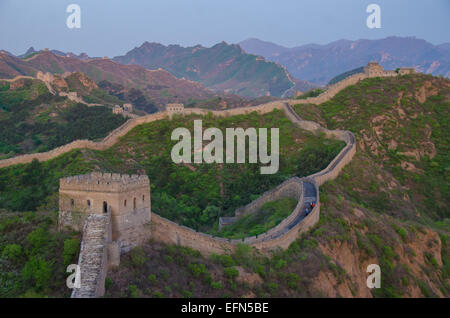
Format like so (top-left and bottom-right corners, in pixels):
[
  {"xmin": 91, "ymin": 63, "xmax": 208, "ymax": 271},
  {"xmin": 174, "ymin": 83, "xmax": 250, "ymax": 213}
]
[
  {"xmin": 295, "ymin": 74, "xmax": 449, "ymax": 221},
  {"xmin": 212, "ymin": 197, "xmax": 298, "ymax": 239}
]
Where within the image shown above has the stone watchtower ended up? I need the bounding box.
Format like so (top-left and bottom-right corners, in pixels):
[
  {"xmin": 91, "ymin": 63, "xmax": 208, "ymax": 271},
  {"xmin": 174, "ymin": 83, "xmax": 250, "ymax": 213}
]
[
  {"xmin": 166, "ymin": 103, "xmax": 184, "ymax": 118},
  {"xmin": 59, "ymin": 172, "xmax": 151, "ymax": 252},
  {"xmin": 364, "ymin": 61, "xmax": 384, "ymax": 77}
]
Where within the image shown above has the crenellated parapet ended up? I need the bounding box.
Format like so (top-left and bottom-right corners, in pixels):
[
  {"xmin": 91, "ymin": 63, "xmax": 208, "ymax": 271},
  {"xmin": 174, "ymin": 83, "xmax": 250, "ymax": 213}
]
[{"xmin": 60, "ymin": 172, "xmax": 150, "ymax": 193}]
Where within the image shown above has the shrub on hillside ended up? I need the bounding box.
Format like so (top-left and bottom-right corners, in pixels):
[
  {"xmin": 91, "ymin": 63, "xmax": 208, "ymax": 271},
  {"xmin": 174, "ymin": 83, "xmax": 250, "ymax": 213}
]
[
  {"xmin": 130, "ymin": 246, "xmax": 147, "ymax": 267},
  {"xmin": 62, "ymin": 238, "xmax": 80, "ymax": 265},
  {"xmin": 21, "ymin": 257, "xmax": 52, "ymax": 290}
]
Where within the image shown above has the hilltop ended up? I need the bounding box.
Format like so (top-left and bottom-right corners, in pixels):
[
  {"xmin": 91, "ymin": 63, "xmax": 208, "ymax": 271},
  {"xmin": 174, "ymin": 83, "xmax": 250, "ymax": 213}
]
[
  {"xmin": 294, "ymin": 73, "xmax": 449, "ymax": 221},
  {"xmin": 114, "ymin": 41, "xmax": 315, "ymax": 98}
]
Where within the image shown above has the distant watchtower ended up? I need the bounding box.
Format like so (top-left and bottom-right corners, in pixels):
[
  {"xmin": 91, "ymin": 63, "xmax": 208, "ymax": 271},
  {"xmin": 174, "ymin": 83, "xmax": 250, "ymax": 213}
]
[
  {"xmin": 166, "ymin": 103, "xmax": 184, "ymax": 118},
  {"xmin": 364, "ymin": 61, "xmax": 384, "ymax": 77},
  {"xmin": 398, "ymin": 67, "xmax": 416, "ymax": 75},
  {"xmin": 59, "ymin": 172, "xmax": 151, "ymax": 252}
]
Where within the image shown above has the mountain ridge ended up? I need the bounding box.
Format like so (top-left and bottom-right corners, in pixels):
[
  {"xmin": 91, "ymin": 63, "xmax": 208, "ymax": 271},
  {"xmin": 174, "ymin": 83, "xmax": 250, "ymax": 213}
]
[
  {"xmin": 114, "ymin": 41, "xmax": 316, "ymax": 98},
  {"xmin": 239, "ymin": 36, "xmax": 450, "ymax": 84},
  {"xmin": 0, "ymin": 50, "xmax": 216, "ymax": 108}
]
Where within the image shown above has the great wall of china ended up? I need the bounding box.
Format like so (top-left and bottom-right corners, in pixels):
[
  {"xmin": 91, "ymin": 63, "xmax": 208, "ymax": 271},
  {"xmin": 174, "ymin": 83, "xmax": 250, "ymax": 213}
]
[
  {"xmin": 0, "ymin": 62, "xmax": 414, "ymax": 297},
  {"xmin": 66, "ymin": 102, "xmax": 356, "ymax": 297},
  {"xmin": 1, "ymin": 71, "xmax": 104, "ymax": 108},
  {"xmin": 0, "ymin": 62, "xmax": 412, "ymax": 169}
]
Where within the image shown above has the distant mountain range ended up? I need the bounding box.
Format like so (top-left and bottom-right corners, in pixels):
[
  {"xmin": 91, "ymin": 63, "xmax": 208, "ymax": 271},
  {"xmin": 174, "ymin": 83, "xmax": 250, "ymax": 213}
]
[
  {"xmin": 239, "ymin": 36, "xmax": 450, "ymax": 85},
  {"xmin": 114, "ymin": 41, "xmax": 315, "ymax": 98},
  {"xmin": 2, "ymin": 36, "xmax": 449, "ymax": 100},
  {"xmin": 0, "ymin": 50, "xmax": 216, "ymax": 108},
  {"xmin": 18, "ymin": 46, "xmax": 90, "ymax": 60}
]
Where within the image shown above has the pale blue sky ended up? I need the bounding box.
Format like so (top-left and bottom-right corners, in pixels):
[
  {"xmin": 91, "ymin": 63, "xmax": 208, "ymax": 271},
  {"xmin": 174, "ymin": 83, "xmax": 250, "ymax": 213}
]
[{"xmin": 0, "ymin": 0, "xmax": 449, "ymax": 56}]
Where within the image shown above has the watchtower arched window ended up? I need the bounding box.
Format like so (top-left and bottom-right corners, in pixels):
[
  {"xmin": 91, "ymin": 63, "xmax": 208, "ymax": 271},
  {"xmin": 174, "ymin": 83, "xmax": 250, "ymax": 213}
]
[
  {"xmin": 124, "ymin": 200, "xmax": 127, "ymax": 207},
  {"xmin": 87, "ymin": 200, "xmax": 91, "ymax": 207},
  {"xmin": 103, "ymin": 201, "xmax": 108, "ymax": 213},
  {"xmin": 133, "ymin": 198, "xmax": 136, "ymax": 210},
  {"xmin": 142, "ymin": 195, "xmax": 145, "ymax": 202},
  {"xmin": 71, "ymin": 199, "xmax": 74, "ymax": 207}
]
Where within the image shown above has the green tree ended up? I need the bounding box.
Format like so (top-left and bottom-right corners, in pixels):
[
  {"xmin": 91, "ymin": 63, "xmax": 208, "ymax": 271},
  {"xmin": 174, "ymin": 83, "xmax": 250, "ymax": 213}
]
[
  {"xmin": 22, "ymin": 257, "xmax": 52, "ymax": 290},
  {"xmin": 62, "ymin": 238, "xmax": 80, "ymax": 265}
]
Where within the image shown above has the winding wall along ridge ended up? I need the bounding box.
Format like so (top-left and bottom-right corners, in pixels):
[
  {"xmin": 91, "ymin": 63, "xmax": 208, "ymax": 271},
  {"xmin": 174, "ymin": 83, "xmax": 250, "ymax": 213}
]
[
  {"xmin": 0, "ymin": 68, "xmax": 371, "ymax": 169},
  {"xmin": 71, "ymin": 101, "xmax": 355, "ymax": 297},
  {"xmin": 0, "ymin": 65, "xmax": 404, "ymax": 297},
  {"xmin": 150, "ymin": 102, "xmax": 356, "ymax": 254},
  {"xmin": 1, "ymin": 75, "xmax": 357, "ymax": 257},
  {"xmin": 0, "ymin": 76, "xmax": 357, "ymax": 256}
]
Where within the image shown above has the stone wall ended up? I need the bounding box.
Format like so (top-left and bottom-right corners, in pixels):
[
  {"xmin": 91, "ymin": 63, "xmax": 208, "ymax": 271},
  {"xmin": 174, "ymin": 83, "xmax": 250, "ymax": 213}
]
[
  {"xmin": 0, "ymin": 62, "xmax": 412, "ymax": 170},
  {"xmin": 251, "ymin": 179, "xmax": 320, "ymax": 250},
  {"xmin": 0, "ymin": 100, "xmax": 288, "ymax": 169},
  {"xmin": 151, "ymin": 213, "xmax": 236, "ymax": 255},
  {"xmin": 287, "ymin": 73, "xmax": 368, "ymax": 106},
  {"xmin": 150, "ymin": 177, "xmax": 318, "ymax": 255},
  {"xmin": 2, "ymin": 63, "xmax": 414, "ymax": 297},
  {"xmin": 235, "ymin": 178, "xmax": 305, "ymax": 246},
  {"xmin": 71, "ymin": 212, "xmax": 112, "ymax": 298},
  {"xmin": 287, "ymin": 64, "xmax": 403, "ymax": 107},
  {"xmin": 0, "ymin": 71, "xmax": 365, "ymax": 170},
  {"xmin": 310, "ymin": 132, "xmax": 356, "ymax": 186},
  {"xmin": 284, "ymin": 103, "xmax": 356, "ymax": 185},
  {"xmin": 0, "ymin": 112, "xmax": 167, "ymax": 168},
  {"xmin": 219, "ymin": 177, "xmax": 303, "ymax": 231},
  {"xmin": 234, "ymin": 178, "xmax": 303, "ymax": 218}
]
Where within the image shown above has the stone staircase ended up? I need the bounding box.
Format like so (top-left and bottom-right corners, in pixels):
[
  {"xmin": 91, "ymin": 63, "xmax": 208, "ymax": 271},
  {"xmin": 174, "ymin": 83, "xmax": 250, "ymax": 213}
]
[{"xmin": 71, "ymin": 213, "xmax": 110, "ymax": 298}]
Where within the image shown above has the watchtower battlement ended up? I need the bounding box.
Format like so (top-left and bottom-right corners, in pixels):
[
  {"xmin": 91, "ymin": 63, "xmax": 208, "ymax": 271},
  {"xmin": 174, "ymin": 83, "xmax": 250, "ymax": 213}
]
[
  {"xmin": 364, "ymin": 61, "xmax": 385, "ymax": 77},
  {"xmin": 363, "ymin": 61, "xmax": 413, "ymax": 78},
  {"xmin": 166, "ymin": 103, "xmax": 185, "ymax": 118},
  {"xmin": 60, "ymin": 172, "xmax": 150, "ymax": 192}
]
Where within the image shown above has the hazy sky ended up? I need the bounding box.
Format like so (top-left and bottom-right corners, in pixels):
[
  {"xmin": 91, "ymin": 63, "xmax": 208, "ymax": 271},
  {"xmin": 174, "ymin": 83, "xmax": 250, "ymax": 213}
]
[{"xmin": 0, "ymin": 0, "xmax": 449, "ymax": 56}]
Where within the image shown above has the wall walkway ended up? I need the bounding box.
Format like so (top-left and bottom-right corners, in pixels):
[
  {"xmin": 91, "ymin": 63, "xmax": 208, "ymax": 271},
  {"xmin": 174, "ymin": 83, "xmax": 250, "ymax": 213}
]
[{"xmin": 71, "ymin": 212, "xmax": 111, "ymax": 298}]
